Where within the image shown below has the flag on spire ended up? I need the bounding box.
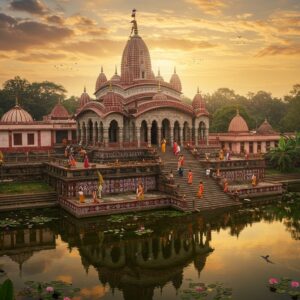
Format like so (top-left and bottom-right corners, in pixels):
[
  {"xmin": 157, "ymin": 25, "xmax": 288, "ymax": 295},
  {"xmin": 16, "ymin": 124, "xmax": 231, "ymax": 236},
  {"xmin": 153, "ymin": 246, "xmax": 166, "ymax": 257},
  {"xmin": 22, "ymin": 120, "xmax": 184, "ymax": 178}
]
[{"xmin": 131, "ymin": 8, "xmax": 136, "ymax": 18}]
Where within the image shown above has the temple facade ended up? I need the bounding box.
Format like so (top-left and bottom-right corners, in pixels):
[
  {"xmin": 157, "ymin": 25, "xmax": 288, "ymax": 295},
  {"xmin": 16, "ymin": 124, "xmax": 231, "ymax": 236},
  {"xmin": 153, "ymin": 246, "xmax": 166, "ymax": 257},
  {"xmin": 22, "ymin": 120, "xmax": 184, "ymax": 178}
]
[
  {"xmin": 0, "ymin": 99, "xmax": 76, "ymax": 152},
  {"xmin": 76, "ymin": 12, "xmax": 209, "ymax": 148},
  {"xmin": 210, "ymin": 111, "xmax": 281, "ymax": 154}
]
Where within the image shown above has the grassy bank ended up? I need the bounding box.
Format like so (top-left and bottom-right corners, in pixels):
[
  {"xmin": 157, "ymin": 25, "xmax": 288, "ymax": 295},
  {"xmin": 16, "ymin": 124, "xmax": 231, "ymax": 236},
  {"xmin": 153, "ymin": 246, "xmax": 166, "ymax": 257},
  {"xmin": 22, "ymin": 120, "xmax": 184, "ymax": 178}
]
[
  {"xmin": 0, "ymin": 182, "xmax": 53, "ymax": 195},
  {"xmin": 266, "ymin": 167, "xmax": 300, "ymax": 175}
]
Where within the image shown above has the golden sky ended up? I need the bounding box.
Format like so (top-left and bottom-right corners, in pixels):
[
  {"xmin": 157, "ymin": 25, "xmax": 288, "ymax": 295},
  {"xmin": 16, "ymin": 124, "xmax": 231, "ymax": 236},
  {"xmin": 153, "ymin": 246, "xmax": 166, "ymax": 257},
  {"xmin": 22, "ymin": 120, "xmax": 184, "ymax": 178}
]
[{"xmin": 0, "ymin": 0, "xmax": 299, "ymax": 99}]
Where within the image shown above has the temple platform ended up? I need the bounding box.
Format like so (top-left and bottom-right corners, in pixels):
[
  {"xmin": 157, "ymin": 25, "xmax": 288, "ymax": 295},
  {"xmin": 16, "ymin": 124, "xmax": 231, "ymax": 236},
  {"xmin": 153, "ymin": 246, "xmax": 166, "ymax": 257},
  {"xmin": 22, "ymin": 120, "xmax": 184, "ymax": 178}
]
[
  {"xmin": 227, "ymin": 181, "xmax": 283, "ymax": 199},
  {"xmin": 59, "ymin": 192, "xmax": 188, "ymax": 218}
]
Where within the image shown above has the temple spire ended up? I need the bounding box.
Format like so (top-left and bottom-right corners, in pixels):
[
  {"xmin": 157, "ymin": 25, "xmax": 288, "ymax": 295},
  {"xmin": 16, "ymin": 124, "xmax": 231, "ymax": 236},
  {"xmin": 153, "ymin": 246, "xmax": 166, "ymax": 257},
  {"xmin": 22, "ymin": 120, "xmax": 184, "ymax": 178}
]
[
  {"xmin": 130, "ymin": 9, "xmax": 138, "ymax": 36},
  {"xmin": 174, "ymin": 66, "xmax": 176, "ymax": 74},
  {"xmin": 109, "ymin": 82, "xmax": 112, "ymax": 91},
  {"xmin": 84, "ymin": 86, "xmax": 86, "ymax": 93},
  {"xmin": 158, "ymin": 80, "xmax": 161, "ymax": 92},
  {"xmin": 197, "ymin": 86, "xmax": 200, "ymax": 94},
  {"xmin": 101, "ymin": 66, "xmax": 103, "ymax": 73},
  {"xmin": 236, "ymin": 108, "xmax": 240, "ymax": 115},
  {"xmin": 115, "ymin": 65, "xmax": 117, "ymax": 75}
]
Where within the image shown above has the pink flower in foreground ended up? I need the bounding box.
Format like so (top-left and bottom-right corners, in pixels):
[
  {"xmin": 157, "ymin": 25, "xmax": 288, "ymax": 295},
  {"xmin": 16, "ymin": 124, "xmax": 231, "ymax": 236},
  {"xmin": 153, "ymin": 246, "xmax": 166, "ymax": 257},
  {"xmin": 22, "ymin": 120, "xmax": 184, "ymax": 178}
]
[
  {"xmin": 269, "ymin": 278, "xmax": 279, "ymax": 285},
  {"xmin": 195, "ymin": 286, "xmax": 205, "ymax": 292},
  {"xmin": 46, "ymin": 286, "xmax": 54, "ymax": 293},
  {"xmin": 291, "ymin": 281, "xmax": 300, "ymax": 288},
  {"xmin": 64, "ymin": 297, "xmax": 71, "ymax": 300}
]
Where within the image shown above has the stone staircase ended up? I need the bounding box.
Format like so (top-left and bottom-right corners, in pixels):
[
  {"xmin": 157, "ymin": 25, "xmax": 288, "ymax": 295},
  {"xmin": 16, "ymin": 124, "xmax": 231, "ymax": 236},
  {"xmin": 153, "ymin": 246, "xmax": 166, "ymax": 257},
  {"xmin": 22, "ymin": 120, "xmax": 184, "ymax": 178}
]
[
  {"xmin": 160, "ymin": 148, "xmax": 240, "ymax": 211},
  {"xmin": 0, "ymin": 192, "xmax": 58, "ymax": 212}
]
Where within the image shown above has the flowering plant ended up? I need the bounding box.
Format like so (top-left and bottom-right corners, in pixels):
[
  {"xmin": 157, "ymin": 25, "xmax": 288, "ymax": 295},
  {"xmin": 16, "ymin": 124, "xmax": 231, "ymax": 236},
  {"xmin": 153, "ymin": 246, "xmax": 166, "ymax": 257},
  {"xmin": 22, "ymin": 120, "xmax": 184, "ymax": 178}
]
[{"xmin": 268, "ymin": 277, "xmax": 300, "ymax": 299}]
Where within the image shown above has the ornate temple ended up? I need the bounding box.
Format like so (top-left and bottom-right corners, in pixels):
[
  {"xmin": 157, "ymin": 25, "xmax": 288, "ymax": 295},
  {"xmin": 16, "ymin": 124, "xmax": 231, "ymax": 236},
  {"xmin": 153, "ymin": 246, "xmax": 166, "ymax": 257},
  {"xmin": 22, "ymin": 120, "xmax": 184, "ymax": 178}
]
[{"xmin": 76, "ymin": 11, "xmax": 209, "ymax": 147}]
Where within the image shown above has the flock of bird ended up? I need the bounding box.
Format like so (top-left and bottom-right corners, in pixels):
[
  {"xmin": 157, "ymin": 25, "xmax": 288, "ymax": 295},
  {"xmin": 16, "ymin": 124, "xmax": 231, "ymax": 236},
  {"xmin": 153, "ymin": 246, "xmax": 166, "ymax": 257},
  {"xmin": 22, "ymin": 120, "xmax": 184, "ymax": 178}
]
[{"xmin": 53, "ymin": 62, "xmax": 80, "ymax": 71}]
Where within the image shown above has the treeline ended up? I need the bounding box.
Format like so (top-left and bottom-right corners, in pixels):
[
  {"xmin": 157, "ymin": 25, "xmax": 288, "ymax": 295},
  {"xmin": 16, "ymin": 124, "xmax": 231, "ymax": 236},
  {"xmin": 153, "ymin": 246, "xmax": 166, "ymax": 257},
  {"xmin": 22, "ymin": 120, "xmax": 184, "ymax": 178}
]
[{"xmin": 0, "ymin": 77, "xmax": 299, "ymax": 132}]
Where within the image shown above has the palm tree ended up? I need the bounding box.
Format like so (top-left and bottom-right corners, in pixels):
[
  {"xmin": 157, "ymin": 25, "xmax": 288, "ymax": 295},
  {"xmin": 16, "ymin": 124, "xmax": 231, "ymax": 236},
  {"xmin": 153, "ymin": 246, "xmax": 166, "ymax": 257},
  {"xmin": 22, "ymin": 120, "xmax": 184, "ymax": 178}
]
[{"xmin": 267, "ymin": 135, "xmax": 298, "ymax": 172}]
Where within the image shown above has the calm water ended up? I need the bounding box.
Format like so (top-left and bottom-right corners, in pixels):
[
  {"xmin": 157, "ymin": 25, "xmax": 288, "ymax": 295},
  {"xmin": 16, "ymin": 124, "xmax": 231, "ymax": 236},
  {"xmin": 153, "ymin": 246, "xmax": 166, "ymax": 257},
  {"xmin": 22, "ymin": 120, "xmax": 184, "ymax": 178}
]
[{"xmin": 0, "ymin": 199, "xmax": 299, "ymax": 300}]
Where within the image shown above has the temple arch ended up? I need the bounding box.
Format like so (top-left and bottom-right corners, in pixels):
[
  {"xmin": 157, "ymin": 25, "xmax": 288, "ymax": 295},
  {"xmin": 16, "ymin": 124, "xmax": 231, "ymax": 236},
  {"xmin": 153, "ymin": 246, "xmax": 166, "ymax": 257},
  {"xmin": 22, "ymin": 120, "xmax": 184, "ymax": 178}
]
[
  {"xmin": 198, "ymin": 121, "xmax": 206, "ymax": 141},
  {"xmin": 109, "ymin": 120, "xmax": 119, "ymax": 143},
  {"xmin": 140, "ymin": 120, "xmax": 148, "ymax": 144},
  {"xmin": 161, "ymin": 118, "xmax": 171, "ymax": 144},
  {"xmin": 151, "ymin": 120, "xmax": 158, "ymax": 145},
  {"xmin": 173, "ymin": 121, "xmax": 180, "ymax": 143}
]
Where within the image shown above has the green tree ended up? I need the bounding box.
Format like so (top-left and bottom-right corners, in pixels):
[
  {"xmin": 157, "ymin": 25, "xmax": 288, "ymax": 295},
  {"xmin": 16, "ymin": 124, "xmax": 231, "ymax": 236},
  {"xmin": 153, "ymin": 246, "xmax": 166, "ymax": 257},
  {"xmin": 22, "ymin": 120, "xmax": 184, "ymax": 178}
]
[
  {"xmin": 62, "ymin": 96, "xmax": 79, "ymax": 115},
  {"xmin": 210, "ymin": 105, "xmax": 254, "ymax": 133}
]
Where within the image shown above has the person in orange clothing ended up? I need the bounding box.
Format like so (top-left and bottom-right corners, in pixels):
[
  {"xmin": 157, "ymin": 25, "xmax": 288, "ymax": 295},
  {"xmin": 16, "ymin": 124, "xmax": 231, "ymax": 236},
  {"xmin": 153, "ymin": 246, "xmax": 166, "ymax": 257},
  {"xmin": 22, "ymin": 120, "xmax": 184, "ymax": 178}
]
[
  {"xmin": 197, "ymin": 181, "xmax": 204, "ymax": 198},
  {"xmin": 188, "ymin": 169, "xmax": 193, "ymax": 185},
  {"xmin": 223, "ymin": 179, "xmax": 229, "ymax": 192}
]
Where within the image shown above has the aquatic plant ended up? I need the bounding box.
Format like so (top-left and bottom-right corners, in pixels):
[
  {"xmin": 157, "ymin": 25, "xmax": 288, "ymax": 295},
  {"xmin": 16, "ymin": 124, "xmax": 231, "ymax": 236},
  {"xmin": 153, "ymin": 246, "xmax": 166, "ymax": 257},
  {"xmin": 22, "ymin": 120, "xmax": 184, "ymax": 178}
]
[
  {"xmin": 0, "ymin": 279, "xmax": 14, "ymax": 300},
  {"xmin": 18, "ymin": 280, "xmax": 80, "ymax": 300},
  {"xmin": 267, "ymin": 277, "xmax": 300, "ymax": 299},
  {"xmin": 180, "ymin": 280, "xmax": 233, "ymax": 300},
  {"xmin": 0, "ymin": 215, "xmax": 58, "ymax": 229}
]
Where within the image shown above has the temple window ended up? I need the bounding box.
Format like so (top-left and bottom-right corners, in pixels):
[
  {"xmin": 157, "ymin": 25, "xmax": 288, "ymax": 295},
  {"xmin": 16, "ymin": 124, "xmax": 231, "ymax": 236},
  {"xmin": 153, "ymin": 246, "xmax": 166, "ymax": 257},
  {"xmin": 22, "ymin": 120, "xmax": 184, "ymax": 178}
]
[
  {"xmin": 13, "ymin": 133, "xmax": 22, "ymax": 145},
  {"xmin": 249, "ymin": 142, "xmax": 253, "ymax": 153},
  {"xmin": 141, "ymin": 71, "xmax": 145, "ymax": 78},
  {"xmin": 27, "ymin": 133, "xmax": 35, "ymax": 145}
]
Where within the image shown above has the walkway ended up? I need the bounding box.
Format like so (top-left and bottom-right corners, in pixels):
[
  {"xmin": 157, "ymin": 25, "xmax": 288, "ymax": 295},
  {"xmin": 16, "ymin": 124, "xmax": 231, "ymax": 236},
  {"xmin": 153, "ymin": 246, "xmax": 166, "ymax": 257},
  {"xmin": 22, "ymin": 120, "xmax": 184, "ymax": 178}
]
[{"xmin": 160, "ymin": 148, "xmax": 240, "ymax": 211}]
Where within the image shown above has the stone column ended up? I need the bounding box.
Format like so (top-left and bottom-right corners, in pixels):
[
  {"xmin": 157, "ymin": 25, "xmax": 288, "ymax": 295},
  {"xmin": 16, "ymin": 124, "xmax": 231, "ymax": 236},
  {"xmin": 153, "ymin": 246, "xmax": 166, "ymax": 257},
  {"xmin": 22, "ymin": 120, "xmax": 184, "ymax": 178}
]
[
  {"xmin": 170, "ymin": 126, "xmax": 174, "ymax": 145},
  {"xmin": 98, "ymin": 124, "xmax": 101, "ymax": 145},
  {"xmin": 137, "ymin": 127, "xmax": 141, "ymax": 148},
  {"xmin": 253, "ymin": 142, "xmax": 258, "ymax": 154},
  {"xmin": 157, "ymin": 127, "xmax": 161, "ymax": 146},
  {"xmin": 147, "ymin": 126, "xmax": 151, "ymax": 146},
  {"xmin": 236, "ymin": 142, "xmax": 241, "ymax": 154},
  {"xmin": 270, "ymin": 141, "xmax": 275, "ymax": 148},
  {"xmin": 244, "ymin": 141, "xmax": 249, "ymax": 154},
  {"xmin": 76, "ymin": 125, "xmax": 80, "ymax": 143},
  {"xmin": 179, "ymin": 127, "xmax": 183, "ymax": 146},
  {"xmin": 119, "ymin": 127, "xmax": 123, "ymax": 147},
  {"xmin": 92, "ymin": 125, "xmax": 97, "ymax": 145},
  {"xmin": 195, "ymin": 127, "xmax": 199, "ymax": 147},
  {"xmin": 205, "ymin": 128, "xmax": 209, "ymax": 145},
  {"xmin": 103, "ymin": 127, "xmax": 109, "ymax": 147},
  {"xmin": 86, "ymin": 127, "xmax": 89, "ymax": 145},
  {"xmin": 261, "ymin": 141, "xmax": 267, "ymax": 153}
]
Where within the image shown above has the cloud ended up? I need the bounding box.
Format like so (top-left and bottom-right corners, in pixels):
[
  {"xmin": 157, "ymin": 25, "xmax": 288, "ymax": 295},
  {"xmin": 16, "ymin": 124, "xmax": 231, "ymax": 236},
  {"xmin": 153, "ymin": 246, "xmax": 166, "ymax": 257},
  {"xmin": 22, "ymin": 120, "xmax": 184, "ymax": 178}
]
[
  {"xmin": 0, "ymin": 13, "xmax": 73, "ymax": 51},
  {"xmin": 185, "ymin": 0, "xmax": 227, "ymax": 16},
  {"xmin": 256, "ymin": 43, "xmax": 300, "ymax": 57},
  {"xmin": 10, "ymin": 0, "xmax": 48, "ymax": 15},
  {"xmin": 46, "ymin": 15, "xmax": 64, "ymax": 25},
  {"xmin": 148, "ymin": 37, "xmax": 217, "ymax": 51},
  {"xmin": 66, "ymin": 14, "xmax": 96, "ymax": 27},
  {"xmin": 17, "ymin": 52, "xmax": 67, "ymax": 62}
]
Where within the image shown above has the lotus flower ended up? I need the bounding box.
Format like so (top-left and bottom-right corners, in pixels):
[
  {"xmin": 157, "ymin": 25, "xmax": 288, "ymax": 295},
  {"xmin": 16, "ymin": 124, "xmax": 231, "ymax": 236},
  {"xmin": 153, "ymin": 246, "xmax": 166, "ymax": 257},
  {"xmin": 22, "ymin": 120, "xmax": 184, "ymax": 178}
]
[
  {"xmin": 291, "ymin": 281, "xmax": 300, "ymax": 288},
  {"xmin": 46, "ymin": 286, "xmax": 54, "ymax": 293},
  {"xmin": 269, "ymin": 278, "xmax": 279, "ymax": 285},
  {"xmin": 64, "ymin": 297, "xmax": 71, "ymax": 300},
  {"xmin": 195, "ymin": 286, "xmax": 205, "ymax": 292}
]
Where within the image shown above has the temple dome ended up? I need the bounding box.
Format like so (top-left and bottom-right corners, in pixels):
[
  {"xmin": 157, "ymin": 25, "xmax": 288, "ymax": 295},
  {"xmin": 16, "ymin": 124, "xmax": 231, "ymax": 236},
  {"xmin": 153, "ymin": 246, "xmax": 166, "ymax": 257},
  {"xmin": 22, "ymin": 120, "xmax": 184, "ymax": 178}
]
[
  {"xmin": 48, "ymin": 101, "xmax": 70, "ymax": 120},
  {"xmin": 111, "ymin": 66, "xmax": 121, "ymax": 83},
  {"xmin": 170, "ymin": 67, "xmax": 182, "ymax": 92},
  {"xmin": 95, "ymin": 66, "xmax": 107, "ymax": 91},
  {"xmin": 192, "ymin": 88, "xmax": 207, "ymax": 114},
  {"xmin": 120, "ymin": 28, "xmax": 154, "ymax": 84},
  {"xmin": 228, "ymin": 110, "xmax": 249, "ymax": 132},
  {"xmin": 79, "ymin": 87, "xmax": 91, "ymax": 107},
  {"xmin": 155, "ymin": 68, "xmax": 164, "ymax": 82},
  {"xmin": 103, "ymin": 87, "xmax": 123, "ymax": 111},
  {"xmin": 1, "ymin": 104, "xmax": 33, "ymax": 123},
  {"xmin": 257, "ymin": 118, "xmax": 276, "ymax": 134}
]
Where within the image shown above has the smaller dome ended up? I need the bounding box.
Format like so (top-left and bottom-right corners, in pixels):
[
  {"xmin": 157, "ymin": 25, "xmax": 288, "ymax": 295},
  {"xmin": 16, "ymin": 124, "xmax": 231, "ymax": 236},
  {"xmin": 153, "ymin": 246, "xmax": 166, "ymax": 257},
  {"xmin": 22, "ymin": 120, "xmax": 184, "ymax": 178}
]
[
  {"xmin": 257, "ymin": 118, "xmax": 276, "ymax": 134},
  {"xmin": 228, "ymin": 110, "xmax": 249, "ymax": 132},
  {"xmin": 103, "ymin": 85, "xmax": 123, "ymax": 111},
  {"xmin": 79, "ymin": 87, "xmax": 91, "ymax": 107},
  {"xmin": 155, "ymin": 68, "xmax": 164, "ymax": 82},
  {"xmin": 111, "ymin": 66, "xmax": 121, "ymax": 82},
  {"xmin": 1, "ymin": 104, "xmax": 33, "ymax": 123},
  {"xmin": 170, "ymin": 67, "xmax": 182, "ymax": 92},
  {"xmin": 48, "ymin": 101, "xmax": 70, "ymax": 119},
  {"xmin": 95, "ymin": 66, "xmax": 107, "ymax": 91},
  {"xmin": 192, "ymin": 88, "xmax": 207, "ymax": 113}
]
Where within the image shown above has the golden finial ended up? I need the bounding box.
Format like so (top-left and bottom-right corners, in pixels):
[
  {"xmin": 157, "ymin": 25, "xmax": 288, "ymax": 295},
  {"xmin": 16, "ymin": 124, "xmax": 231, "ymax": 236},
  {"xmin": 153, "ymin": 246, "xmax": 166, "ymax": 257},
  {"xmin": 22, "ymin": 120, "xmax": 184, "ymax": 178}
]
[
  {"xmin": 109, "ymin": 82, "xmax": 112, "ymax": 91},
  {"xmin": 174, "ymin": 66, "xmax": 176, "ymax": 74},
  {"xmin": 101, "ymin": 66, "xmax": 103, "ymax": 73},
  {"xmin": 236, "ymin": 108, "xmax": 240, "ymax": 115},
  {"xmin": 15, "ymin": 95, "xmax": 19, "ymax": 106},
  {"xmin": 158, "ymin": 81, "xmax": 161, "ymax": 92},
  {"xmin": 197, "ymin": 86, "xmax": 200, "ymax": 94},
  {"xmin": 115, "ymin": 65, "xmax": 117, "ymax": 75},
  {"xmin": 84, "ymin": 86, "xmax": 86, "ymax": 93}
]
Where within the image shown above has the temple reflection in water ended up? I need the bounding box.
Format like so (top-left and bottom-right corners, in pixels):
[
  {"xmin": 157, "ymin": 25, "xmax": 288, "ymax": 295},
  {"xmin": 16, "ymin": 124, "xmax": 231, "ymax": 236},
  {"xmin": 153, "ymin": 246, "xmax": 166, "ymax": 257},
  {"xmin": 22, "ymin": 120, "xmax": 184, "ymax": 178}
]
[{"xmin": 0, "ymin": 203, "xmax": 299, "ymax": 299}]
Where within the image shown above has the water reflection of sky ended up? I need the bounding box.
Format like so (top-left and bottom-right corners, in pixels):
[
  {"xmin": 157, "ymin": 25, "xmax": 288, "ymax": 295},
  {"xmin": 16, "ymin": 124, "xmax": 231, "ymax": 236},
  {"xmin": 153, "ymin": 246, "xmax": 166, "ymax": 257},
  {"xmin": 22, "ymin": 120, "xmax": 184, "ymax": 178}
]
[{"xmin": 0, "ymin": 205, "xmax": 299, "ymax": 300}]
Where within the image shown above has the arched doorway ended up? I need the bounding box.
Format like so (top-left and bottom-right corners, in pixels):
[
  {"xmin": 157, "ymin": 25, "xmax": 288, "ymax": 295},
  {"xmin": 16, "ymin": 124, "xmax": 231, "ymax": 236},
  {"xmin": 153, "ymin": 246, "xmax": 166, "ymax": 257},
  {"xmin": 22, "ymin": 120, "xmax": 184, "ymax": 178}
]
[
  {"xmin": 161, "ymin": 119, "xmax": 170, "ymax": 144},
  {"xmin": 183, "ymin": 122, "xmax": 189, "ymax": 142},
  {"xmin": 109, "ymin": 120, "xmax": 118, "ymax": 143},
  {"xmin": 88, "ymin": 119, "xmax": 93, "ymax": 144},
  {"xmin": 173, "ymin": 121, "xmax": 180, "ymax": 143},
  {"xmin": 151, "ymin": 120, "xmax": 158, "ymax": 145},
  {"xmin": 199, "ymin": 121, "xmax": 206, "ymax": 141},
  {"xmin": 140, "ymin": 120, "xmax": 148, "ymax": 143}
]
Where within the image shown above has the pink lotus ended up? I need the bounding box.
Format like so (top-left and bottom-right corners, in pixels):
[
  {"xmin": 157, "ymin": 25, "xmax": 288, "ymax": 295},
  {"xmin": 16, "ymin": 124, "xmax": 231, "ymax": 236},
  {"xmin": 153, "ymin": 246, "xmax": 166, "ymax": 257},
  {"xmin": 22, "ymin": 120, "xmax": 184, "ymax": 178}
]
[
  {"xmin": 64, "ymin": 297, "xmax": 71, "ymax": 300},
  {"xmin": 46, "ymin": 286, "xmax": 54, "ymax": 293},
  {"xmin": 291, "ymin": 281, "xmax": 300, "ymax": 288},
  {"xmin": 195, "ymin": 286, "xmax": 205, "ymax": 292},
  {"xmin": 269, "ymin": 278, "xmax": 279, "ymax": 285}
]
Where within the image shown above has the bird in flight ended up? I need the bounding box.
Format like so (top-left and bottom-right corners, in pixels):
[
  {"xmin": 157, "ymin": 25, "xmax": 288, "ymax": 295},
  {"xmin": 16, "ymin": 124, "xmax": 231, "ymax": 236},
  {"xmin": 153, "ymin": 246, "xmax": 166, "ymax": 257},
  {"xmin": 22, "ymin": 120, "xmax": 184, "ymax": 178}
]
[{"xmin": 261, "ymin": 255, "xmax": 274, "ymax": 264}]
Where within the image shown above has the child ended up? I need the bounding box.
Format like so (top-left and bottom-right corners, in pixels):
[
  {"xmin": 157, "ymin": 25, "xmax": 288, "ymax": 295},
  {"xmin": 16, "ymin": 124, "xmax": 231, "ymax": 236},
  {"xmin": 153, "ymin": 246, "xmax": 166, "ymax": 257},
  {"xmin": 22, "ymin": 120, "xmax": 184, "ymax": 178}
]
[
  {"xmin": 188, "ymin": 169, "xmax": 193, "ymax": 184},
  {"xmin": 83, "ymin": 154, "xmax": 89, "ymax": 168},
  {"xmin": 197, "ymin": 181, "xmax": 204, "ymax": 198}
]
